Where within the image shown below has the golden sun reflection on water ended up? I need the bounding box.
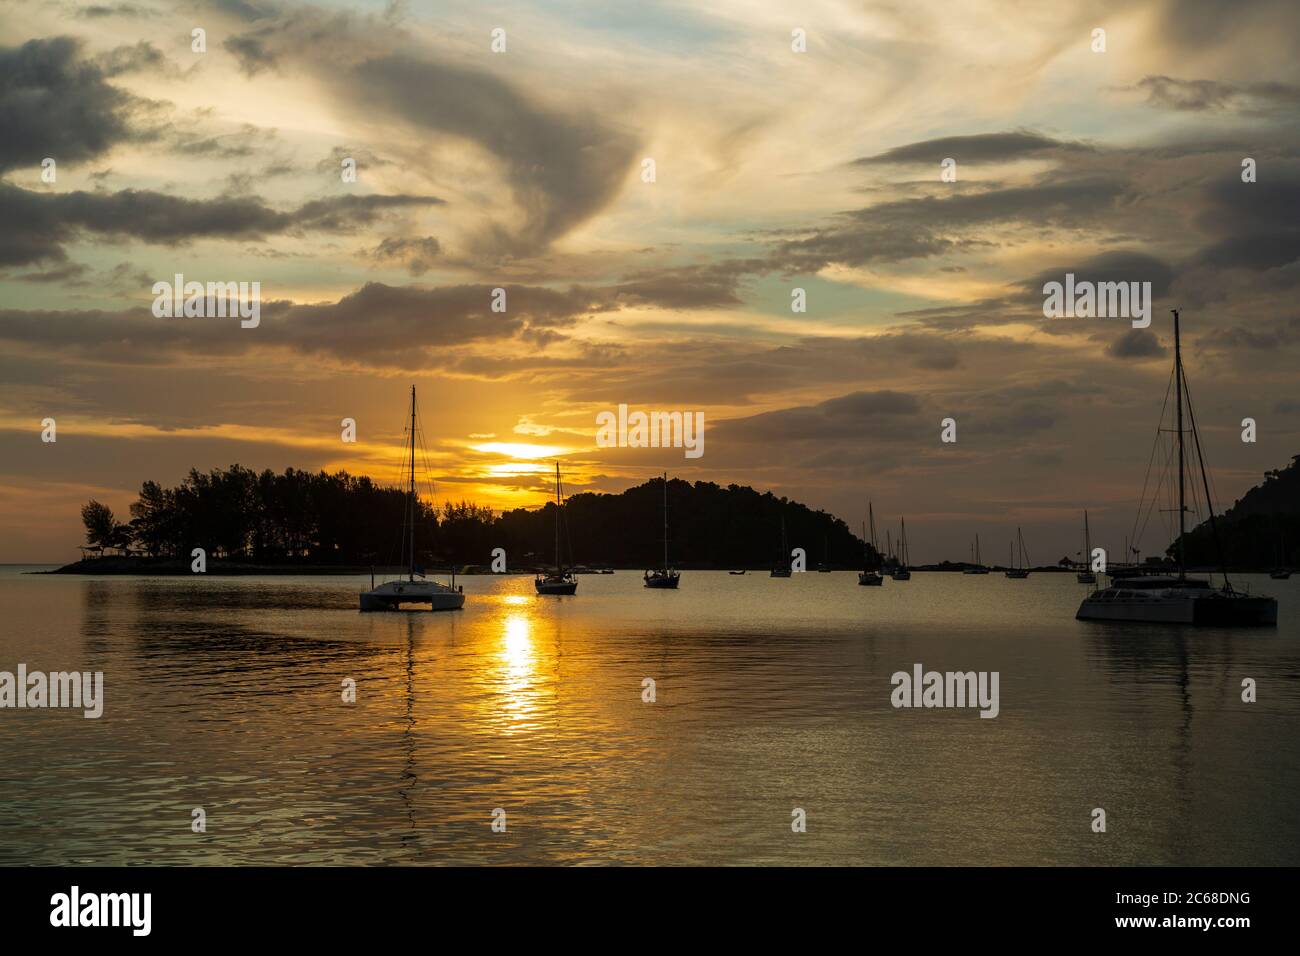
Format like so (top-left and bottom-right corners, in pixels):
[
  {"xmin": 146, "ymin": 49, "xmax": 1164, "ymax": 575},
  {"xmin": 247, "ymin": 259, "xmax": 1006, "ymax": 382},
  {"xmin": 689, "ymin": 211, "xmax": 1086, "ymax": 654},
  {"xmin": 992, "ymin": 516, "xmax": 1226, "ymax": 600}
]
[{"xmin": 492, "ymin": 606, "xmax": 543, "ymax": 733}]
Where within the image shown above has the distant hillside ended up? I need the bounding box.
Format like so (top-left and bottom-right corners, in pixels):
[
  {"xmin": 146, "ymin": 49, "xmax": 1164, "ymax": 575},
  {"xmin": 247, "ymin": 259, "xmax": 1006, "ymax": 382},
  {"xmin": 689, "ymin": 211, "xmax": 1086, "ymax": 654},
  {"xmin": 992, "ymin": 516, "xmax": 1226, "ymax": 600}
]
[
  {"xmin": 1174, "ymin": 454, "xmax": 1300, "ymax": 568},
  {"xmin": 501, "ymin": 478, "xmax": 876, "ymax": 569},
  {"xmin": 71, "ymin": 466, "xmax": 880, "ymax": 571}
]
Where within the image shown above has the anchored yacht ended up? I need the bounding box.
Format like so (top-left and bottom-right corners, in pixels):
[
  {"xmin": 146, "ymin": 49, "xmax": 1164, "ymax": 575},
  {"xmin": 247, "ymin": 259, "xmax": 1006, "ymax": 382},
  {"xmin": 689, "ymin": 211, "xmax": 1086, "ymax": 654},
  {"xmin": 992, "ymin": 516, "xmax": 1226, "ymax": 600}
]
[
  {"xmin": 1076, "ymin": 511, "xmax": 1097, "ymax": 584},
  {"xmin": 644, "ymin": 472, "xmax": 680, "ymax": 589},
  {"xmin": 359, "ymin": 386, "xmax": 465, "ymax": 612},
  {"xmin": 891, "ymin": 518, "xmax": 912, "ymax": 580},
  {"xmin": 858, "ymin": 503, "xmax": 884, "ymax": 586},
  {"xmin": 1076, "ymin": 310, "xmax": 1277, "ymax": 627},
  {"xmin": 1004, "ymin": 528, "xmax": 1030, "ymax": 579},
  {"xmin": 535, "ymin": 461, "xmax": 578, "ymax": 595}
]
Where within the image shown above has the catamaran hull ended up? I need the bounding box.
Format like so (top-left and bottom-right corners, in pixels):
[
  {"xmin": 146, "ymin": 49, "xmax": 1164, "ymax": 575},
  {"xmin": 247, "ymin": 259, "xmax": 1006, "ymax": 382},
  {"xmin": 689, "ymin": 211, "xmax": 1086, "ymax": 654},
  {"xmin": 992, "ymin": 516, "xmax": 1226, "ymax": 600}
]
[
  {"xmin": 644, "ymin": 576, "xmax": 679, "ymax": 589},
  {"xmin": 359, "ymin": 591, "xmax": 465, "ymax": 612},
  {"xmin": 1076, "ymin": 595, "xmax": 1277, "ymax": 626}
]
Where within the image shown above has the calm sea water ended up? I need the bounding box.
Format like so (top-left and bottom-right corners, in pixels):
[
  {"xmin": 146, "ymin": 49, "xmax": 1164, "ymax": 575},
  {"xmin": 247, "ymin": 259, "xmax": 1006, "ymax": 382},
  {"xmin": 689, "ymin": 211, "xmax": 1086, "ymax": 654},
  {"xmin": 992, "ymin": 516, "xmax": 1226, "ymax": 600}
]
[{"xmin": 1, "ymin": 566, "xmax": 1297, "ymax": 866}]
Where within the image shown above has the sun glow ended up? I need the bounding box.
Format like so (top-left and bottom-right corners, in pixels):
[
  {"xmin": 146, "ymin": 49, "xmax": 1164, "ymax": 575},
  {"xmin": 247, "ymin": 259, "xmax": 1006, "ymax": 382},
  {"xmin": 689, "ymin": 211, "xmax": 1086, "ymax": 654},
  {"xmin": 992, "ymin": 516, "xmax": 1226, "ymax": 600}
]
[{"xmin": 472, "ymin": 442, "xmax": 572, "ymax": 459}]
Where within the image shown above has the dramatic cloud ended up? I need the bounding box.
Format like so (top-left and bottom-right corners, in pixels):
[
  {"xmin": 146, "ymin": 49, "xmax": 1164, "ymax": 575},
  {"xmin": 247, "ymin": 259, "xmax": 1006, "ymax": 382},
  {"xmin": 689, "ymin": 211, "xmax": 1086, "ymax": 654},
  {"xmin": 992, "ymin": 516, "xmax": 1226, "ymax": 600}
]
[
  {"xmin": 714, "ymin": 391, "xmax": 926, "ymax": 445},
  {"xmin": 855, "ymin": 131, "xmax": 1085, "ymax": 166},
  {"xmin": 0, "ymin": 282, "xmax": 608, "ymax": 365},
  {"xmin": 0, "ymin": 184, "xmax": 443, "ymax": 265},
  {"xmin": 1191, "ymin": 166, "xmax": 1300, "ymax": 272},
  {"xmin": 0, "ymin": 37, "xmax": 141, "ymax": 173},
  {"xmin": 773, "ymin": 178, "xmax": 1129, "ymax": 271},
  {"xmin": 342, "ymin": 54, "xmax": 638, "ymax": 253},
  {"xmin": 1107, "ymin": 329, "xmax": 1169, "ymax": 359},
  {"xmin": 213, "ymin": 1, "xmax": 640, "ymax": 254},
  {"xmin": 369, "ymin": 237, "xmax": 442, "ymax": 276},
  {"xmin": 1135, "ymin": 75, "xmax": 1300, "ymax": 112}
]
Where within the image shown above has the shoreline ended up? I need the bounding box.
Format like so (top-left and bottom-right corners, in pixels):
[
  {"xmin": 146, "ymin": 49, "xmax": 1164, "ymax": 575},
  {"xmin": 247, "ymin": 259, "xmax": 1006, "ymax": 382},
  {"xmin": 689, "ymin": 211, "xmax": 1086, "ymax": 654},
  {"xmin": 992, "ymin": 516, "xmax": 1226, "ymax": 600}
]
[{"xmin": 31, "ymin": 558, "xmax": 1276, "ymax": 576}]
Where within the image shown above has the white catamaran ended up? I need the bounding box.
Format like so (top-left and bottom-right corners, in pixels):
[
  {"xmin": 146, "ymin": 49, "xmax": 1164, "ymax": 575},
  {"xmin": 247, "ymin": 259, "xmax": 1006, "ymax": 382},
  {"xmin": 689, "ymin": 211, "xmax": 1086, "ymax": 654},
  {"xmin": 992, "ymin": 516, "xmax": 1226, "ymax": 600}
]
[
  {"xmin": 359, "ymin": 386, "xmax": 465, "ymax": 612},
  {"xmin": 1076, "ymin": 310, "xmax": 1277, "ymax": 626}
]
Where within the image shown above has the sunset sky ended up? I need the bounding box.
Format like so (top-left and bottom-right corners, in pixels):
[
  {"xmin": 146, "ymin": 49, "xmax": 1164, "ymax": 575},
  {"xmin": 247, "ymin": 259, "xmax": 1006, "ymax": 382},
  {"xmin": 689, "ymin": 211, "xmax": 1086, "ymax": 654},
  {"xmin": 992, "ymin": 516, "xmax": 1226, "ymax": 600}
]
[{"xmin": 2, "ymin": 0, "xmax": 1297, "ymax": 564}]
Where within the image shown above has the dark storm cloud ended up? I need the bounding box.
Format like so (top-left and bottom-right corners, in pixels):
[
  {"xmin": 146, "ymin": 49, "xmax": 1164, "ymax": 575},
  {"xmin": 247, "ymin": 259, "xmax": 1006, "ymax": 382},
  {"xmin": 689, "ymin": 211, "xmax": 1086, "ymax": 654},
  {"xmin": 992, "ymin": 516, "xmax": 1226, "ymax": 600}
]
[
  {"xmin": 74, "ymin": 3, "xmax": 158, "ymax": 18},
  {"xmin": 1107, "ymin": 329, "xmax": 1169, "ymax": 359},
  {"xmin": 1023, "ymin": 250, "xmax": 1176, "ymax": 300},
  {"xmin": 0, "ymin": 37, "xmax": 142, "ymax": 173},
  {"xmin": 91, "ymin": 41, "xmax": 174, "ymax": 78},
  {"xmin": 714, "ymin": 391, "xmax": 926, "ymax": 444},
  {"xmin": 215, "ymin": 0, "xmax": 639, "ymax": 254},
  {"xmin": 213, "ymin": 0, "xmax": 279, "ymax": 20},
  {"xmin": 611, "ymin": 261, "xmax": 765, "ymax": 310},
  {"xmin": 0, "ymin": 184, "xmax": 443, "ymax": 266},
  {"xmin": 344, "ymin": 54, "xmax": 637, "ymax": 252},
  {"xmin": 172, "ymin": 124, "xmax": 274, "ymax": 159},
  {"xmin": 223, "ymin": 35, "xmax": 275, "ymax": 76},
  {"xmin": 1198, "ymin": 315, "xmax": 1300, "ymax": 352},
  {"xmin": 854, "ymin": 131, "xmax": 1085, "ymax": 166},
  {"xmin": 368, "ymin": 236, "xmax": 443, "ymax": 276},
  {"xmin": 1160, "ymin": 0, "xmax": 1300, "ymax": 54},
  {"xmin": 1191, "ymin": 166, "xmax": 1300, "ymax": 272},
  {"xmin": 0, "ymin": 282, "xmax": 609, "ymax": 365},
  {"xmin": 771, "ymin": 177, "xmax": 1128, "ymax": 271},
  {"xmin": 1135, "ymin": 75, "xmax": 1300, "ymax": 112},
  {"xmin": 13, "ymin": 262, "xmax": 92, "ymax": 285}
]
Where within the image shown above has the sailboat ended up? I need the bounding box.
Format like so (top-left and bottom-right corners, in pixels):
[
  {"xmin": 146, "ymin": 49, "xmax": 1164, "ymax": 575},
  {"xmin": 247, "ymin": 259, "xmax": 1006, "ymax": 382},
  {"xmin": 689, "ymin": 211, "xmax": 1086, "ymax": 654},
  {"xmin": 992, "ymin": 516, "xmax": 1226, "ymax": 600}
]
[
  {"xmin": 359, "ymin": 386, "xmax": 465, "ymax": 611},
  {"xmin": 771, "ymin": 512, "xmax": 792, "ymax": 577},
  {"xmin": 1270, "ymin": 532, "xmax": 1291, "ymax": 579},
  {"xmin": 963, "ymin": 534, "xmax": 989, "ymax": 574},
  {"xmin": 1004, "ymin": 527, "xmax": 1030, "ymax": 578},
  {"xmin": 1077, "ymin": 310, "xmax": 1277, "ymax": 625},
  {"xmin": 535, "ymin": 462, "xmax": 578, "ymax": 595},
  {"xmin": 1077, "ymin": 511, "xmax": 1097, "ymax": 584},
  {"xmin": 817, "ymin": 535, "xmax": 832, "ymax": 571},
  {"xmin": 891, "ymin": 518, "xmax": 912, "ymax": 580},
  {"xmin": 858, "ymin": 504, "xmax": 884, "ymax": 586},
  {"xmin": 644, "ymin": 473, "xmax": 680, "ymax": 589}
]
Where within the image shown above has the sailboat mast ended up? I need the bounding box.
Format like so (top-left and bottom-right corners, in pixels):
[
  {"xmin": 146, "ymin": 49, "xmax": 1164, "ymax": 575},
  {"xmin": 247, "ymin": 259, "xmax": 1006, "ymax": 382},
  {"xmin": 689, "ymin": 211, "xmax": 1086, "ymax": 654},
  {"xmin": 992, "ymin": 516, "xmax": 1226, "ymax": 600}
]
[
  {"xmin": 408, "ymin": 385, "xmax": 416, "ymax": 581},
  {"xmin": 554, "ymin": 461, "xmax": 561, "ymax": 571},
  {"xmin": 1173, "ymin": 308, "xmax": 1186, "ymax": 581},
  {"xmin": 662, "ymin": 474, "xmax": 669, "ymax": 570}
]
